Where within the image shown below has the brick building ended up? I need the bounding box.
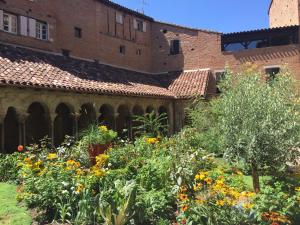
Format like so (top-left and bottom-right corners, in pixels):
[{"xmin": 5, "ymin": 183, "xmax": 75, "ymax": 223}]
[{"xmin": 0, "ymin": 0, "xmax": 299, "ymax": 152}]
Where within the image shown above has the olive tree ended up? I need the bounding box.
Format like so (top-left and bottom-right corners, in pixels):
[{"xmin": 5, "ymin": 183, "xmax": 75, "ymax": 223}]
[{"xmin": 218, "ymin": 66, "xmax": 300, "ymax": 192}]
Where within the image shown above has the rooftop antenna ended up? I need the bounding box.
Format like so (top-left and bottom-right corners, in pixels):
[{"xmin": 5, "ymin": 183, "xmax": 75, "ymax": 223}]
[{"xmin": 138, "ymin": 0, "xmax": 148, "ymax": 14}]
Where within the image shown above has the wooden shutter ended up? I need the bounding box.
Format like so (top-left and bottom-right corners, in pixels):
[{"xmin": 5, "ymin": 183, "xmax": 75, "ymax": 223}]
[
  {"xmin": 0, "ymin": 10, "xmax": 3, "ymax": 30},
  {"xmin": 133, "ymin": 19, "xmax": 138, "ymax": 29},
  {"xmin": 20, "ymin": 16, "xmax": 28, "ymax": 36},
  {"xmin": 28, "ymin": 18, "xmax": 36, "ymax": 37},
  {"xmin": 142, "ymin": 21, "xmax": 147, "ymax": 32}
]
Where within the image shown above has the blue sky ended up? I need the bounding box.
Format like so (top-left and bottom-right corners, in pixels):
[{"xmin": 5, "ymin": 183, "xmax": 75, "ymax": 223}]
[{"xmin": 112, "ymin": 0, "xmax": 271, "ymax": 33}]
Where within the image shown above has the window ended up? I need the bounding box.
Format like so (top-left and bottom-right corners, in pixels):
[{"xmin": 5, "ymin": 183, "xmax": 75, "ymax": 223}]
[
  {"xmin": 265, "ymin": 67, "xmax": 280, "ymax": 81},
  {"xmin": 74, "ymin": 27, "xmax": 82, "ymax": 38},
  {"xmin": 136, "ymin": 49, "xmax": 142, "ymax": 55},
  {"xmin": 170, "ymin": 40, "xmax": 180, "ymax": 55},
  {"xmin": 116, "ymin": 12, "xmax": 123, "ymax": 24},
  {"xmin": 119, "ymin": 45, "xmax": 125, "ymax": 55},
  {"xmin": 36, "ymin": 20, "xmax": 48, "ymax": 40},
  {"xmin": 134, "ymin": 19, "xmax": 146, "ymax": 32},
  {"xmin": 3, "ymin": 12, "xmax": 17, "ymax": 34},
  {"xmin": 215, "ymin": 71, "xmax": 225, "ymax": 93}
]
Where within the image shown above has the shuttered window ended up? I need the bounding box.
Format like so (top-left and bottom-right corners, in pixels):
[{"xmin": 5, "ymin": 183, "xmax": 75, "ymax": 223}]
[
  {"xmin": 3, "ymin": 12, "xmax": 17, "ymax": 34},
  {"xmin": 133, "ymin": 19, "xmax": 146, "ymax": 32},
  {"xmin": 116, "ymin": 12, "xmax": 123, "ymax": 24}
]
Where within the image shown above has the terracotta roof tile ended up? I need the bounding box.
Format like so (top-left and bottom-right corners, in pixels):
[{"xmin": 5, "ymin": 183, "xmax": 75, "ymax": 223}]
[{"xmin": 0, "ymin": 44, "xmax": 209, "ymax": 99}]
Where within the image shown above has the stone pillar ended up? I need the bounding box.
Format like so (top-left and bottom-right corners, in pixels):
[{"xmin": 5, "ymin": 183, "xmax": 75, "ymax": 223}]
[
  {"xmin": 72, "ymin": 112, "xmax": 80, "ymax": 140},
  {"xmin": 49, "ymin": 113, "xmax": 56, "ymax": 146},
  {"xmin": 0, "ymin": 114, "xmax": 5, "ymax": 153},
  {"xmin": 114, "ymin": 112, "xmax": 119, "ymax": 131},
  {"xmin": 18, "ymin": 113, "xmax": 29, "ymax": 146}
]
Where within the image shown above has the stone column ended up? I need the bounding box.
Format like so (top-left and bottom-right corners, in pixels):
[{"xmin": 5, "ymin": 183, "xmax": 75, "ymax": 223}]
[
  {"xmin": 72, "ymin": 112, "xmax": 80, "ymax": 140},
  {"xmin": 49, "ymin": 113, "xmax": 56, "ymax": 146},
  {"xmin": 0, "ymin": 114, "xmax": 5, "ymax": 153},
  {"xmin": 18, "ymin": 113, "xmax": 29, "ymax": 146},
  {"xmin": 114, "ymin": 112, "xmax": 119, "ymax": 131}
]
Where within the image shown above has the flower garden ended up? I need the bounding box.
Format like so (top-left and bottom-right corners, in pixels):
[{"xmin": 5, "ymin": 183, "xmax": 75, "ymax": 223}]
[{"xmin": 0, "ymin": 67, "xmax": 299, "ymax": 225}]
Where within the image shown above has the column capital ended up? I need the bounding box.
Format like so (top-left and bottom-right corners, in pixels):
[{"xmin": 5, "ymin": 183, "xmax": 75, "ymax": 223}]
[
  {"xmin": 114, "ymin": 112, "xmax": 120, "ymax": 118},
  {"xmin": 17, "ymin": 112, "xmax": 30, "ymax": 123},
  {"xmin": 0, "ymin": 114, "xmax": 5, "ymax": 124},
  {"xmin": 71, "ymin": 112, "xmax": 81, "ymax": 119},
  {"xmin": 49, "ymin": 113, "xmax": 57, "ymax": 123}
]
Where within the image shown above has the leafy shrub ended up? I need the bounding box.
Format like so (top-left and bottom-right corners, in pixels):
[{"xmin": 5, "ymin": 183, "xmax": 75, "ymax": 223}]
[
  {"xmin": 0, "ymin": 152, "xmax": 23, "ymax": 183},
  {"xmin": 253, "ymin": 181, "xmax": 300, "ymax": 225}
]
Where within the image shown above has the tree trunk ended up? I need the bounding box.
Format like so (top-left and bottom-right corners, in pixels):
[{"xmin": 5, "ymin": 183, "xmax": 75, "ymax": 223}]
[{"xmin": 251, "ymin": 162, "xmax": 260, "ymax": 193}]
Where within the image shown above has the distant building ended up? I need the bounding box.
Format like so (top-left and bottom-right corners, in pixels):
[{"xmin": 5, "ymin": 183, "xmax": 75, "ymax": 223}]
[{"xmin": 0, "ymin": 0, "xmax": 299, "ymax": 152}]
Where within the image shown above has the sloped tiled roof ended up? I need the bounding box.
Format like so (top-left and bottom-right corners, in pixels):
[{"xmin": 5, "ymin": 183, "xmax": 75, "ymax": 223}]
[
  {"xmin": 0, "ymin": 44, "xmax": 209, "ymax": 99},
  {"xmin": 160, "ymin": 70, "xmax": 210, "ymax": 98}
]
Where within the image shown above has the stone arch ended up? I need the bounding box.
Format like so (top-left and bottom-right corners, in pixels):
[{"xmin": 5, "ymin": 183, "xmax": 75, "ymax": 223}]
[
  {"xmin": 146, "ymin": 106, "xmax": 155, "ymax": 114},
  {"xmin": 116, "ymin": 104, "xmax": 131, "ymax": 138},
  {"xmin": 132, "ymin": 105, "xmax": 144, "ymax": 138},
  {"xmin": 54, "ymin": 103, "xmax": 74, "ymax": 147},
  {"xmin": 99, "ymin": 104, "xmax": 114, "ymax": 130},
  {"xmin": 26, "ymin": 102, "xmax": 50, "ymax": 145},
  {"xmin": 4, "ymin": 107, "xmax": 19, "ymax": 153},
  {"xmin": 78, "ymin": 103, "xmax": 97, "ymax": 132}
]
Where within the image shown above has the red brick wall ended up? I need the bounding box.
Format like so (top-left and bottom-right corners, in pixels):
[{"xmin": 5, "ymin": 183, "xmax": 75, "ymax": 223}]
[
  {"xmin": 0, "ymin": 0, "xmax": 300, "ymax": 92},
  {"xmin": 0, "ymin": 0, "xmax": 152, "ymax": 72},
  {"xmin": 269, "ymin": 0, "xmax": 299, "ymax": 27}
]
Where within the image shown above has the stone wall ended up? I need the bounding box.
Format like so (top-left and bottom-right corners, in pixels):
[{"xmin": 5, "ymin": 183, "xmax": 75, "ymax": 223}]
[{"xmin": 0, "ymin": 86, "xmax": 176, "ymax": 152}]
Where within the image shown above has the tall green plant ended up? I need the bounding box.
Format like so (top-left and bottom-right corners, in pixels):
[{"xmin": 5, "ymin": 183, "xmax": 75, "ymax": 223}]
[
  {"xmin": 133, "ymin": 111, "xmax": 168, "ymax": 137},
  {"xmin": 217, "ymin": 66, "xmax": 300, "ymax": 192}
]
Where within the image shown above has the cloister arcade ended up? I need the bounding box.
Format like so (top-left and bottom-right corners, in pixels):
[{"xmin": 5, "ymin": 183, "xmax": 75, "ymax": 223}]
[{"xmin": 0, "ymin": 87, "xmax": 174, "ymax": 153}]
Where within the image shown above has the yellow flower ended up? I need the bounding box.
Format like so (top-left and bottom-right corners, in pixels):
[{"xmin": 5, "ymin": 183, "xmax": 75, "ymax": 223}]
[
  {"xmin": 193, "ymin": 183, "xmax": 203, "ymax": 191},
  {"xmin": 66, "ymin": 159, "xmax": 81, "ymax": 169},
  {"xmin": 195, "ymin": 197, "xmax": 205, "ymax": 204},
  {"xmin": 198, "ymin": 172, "xmax": 208, "ymax": 180},
  {"xmin": 216, "ymin": 200, "xmax": 225, "ymax": 206},
  {"xmin": 242, "ymin": 191, "xmax": 255, "ymax": 198},
  {"xmin": 47, "ymin": 153, "xmax": 58, "ymax": 160},
  {"xmin": 146, "ymin": 137, "xmax": 159, "ymax": 144},
  {"xmin": 92, "ymin": 168, "xmax": 105, "ymax": 177},
  {"xmin": 295, "ymin": 187, "xmax": 300, "ymax": 192},
  {"xmin": 204, "ymin": 177, "xmax": 213, "ymax": 185},
  {"xmin": 75, "ymin": 184, "xmax": 84, "ymax": 193},
  {"xmin": 243, "ymin": 203, "xmax": 254, "ymax": 210},
  {"xmin": 99, "ymin": 125, "xmax": 108, "ymax": 132},
  {"xmin": 95, "ymin": 154, "xmax": 109, "ymax": 167},
  {"xmin": 76, "ymin": 169, "xmax": 84, "ymax": 175}
]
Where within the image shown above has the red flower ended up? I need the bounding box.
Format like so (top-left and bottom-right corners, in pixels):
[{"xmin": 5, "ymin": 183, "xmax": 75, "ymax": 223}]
[
  {"xmin": 17, "ymin": 145, "xmax": 24, "ymax": 152},
  {"xmin": 181, "ymin": 219, "xmax": 187, "ymax": 224}
]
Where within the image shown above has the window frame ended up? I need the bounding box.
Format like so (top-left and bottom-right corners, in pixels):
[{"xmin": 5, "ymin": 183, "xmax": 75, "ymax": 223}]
[
  {"xmin": 170, "ymin": 39, "xmax": 181, "ymax": 55},
  {"xmin": 119, "ymin": 45, "xmax": 126, "ymax": 55},
  {"xmin": 74, "ymin": 27, "xmax": 82, "ymax": 38},
  {"xmin": 3, "ymin": 12, "xmax": 18, "ymax": 34},
  {"xmin": 116, "ymin": 12, "xmax": 123, "ymax": 24},
  {"xmin": 35, "ymin": 20, "xmax": 48, "ymax": 40}
]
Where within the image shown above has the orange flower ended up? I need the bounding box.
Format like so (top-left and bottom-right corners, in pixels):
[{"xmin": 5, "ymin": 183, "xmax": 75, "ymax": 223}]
[
  {"xmin": 179, "ymin": 194, "xmax": 188, "ymax": 201},
  {"xmin": 17, "ymin": 145, "xmax": 24, "ymax": 152},
  {"xmin": 181, "ymin": 204, "xmax": 188, "ymax": 212}
]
